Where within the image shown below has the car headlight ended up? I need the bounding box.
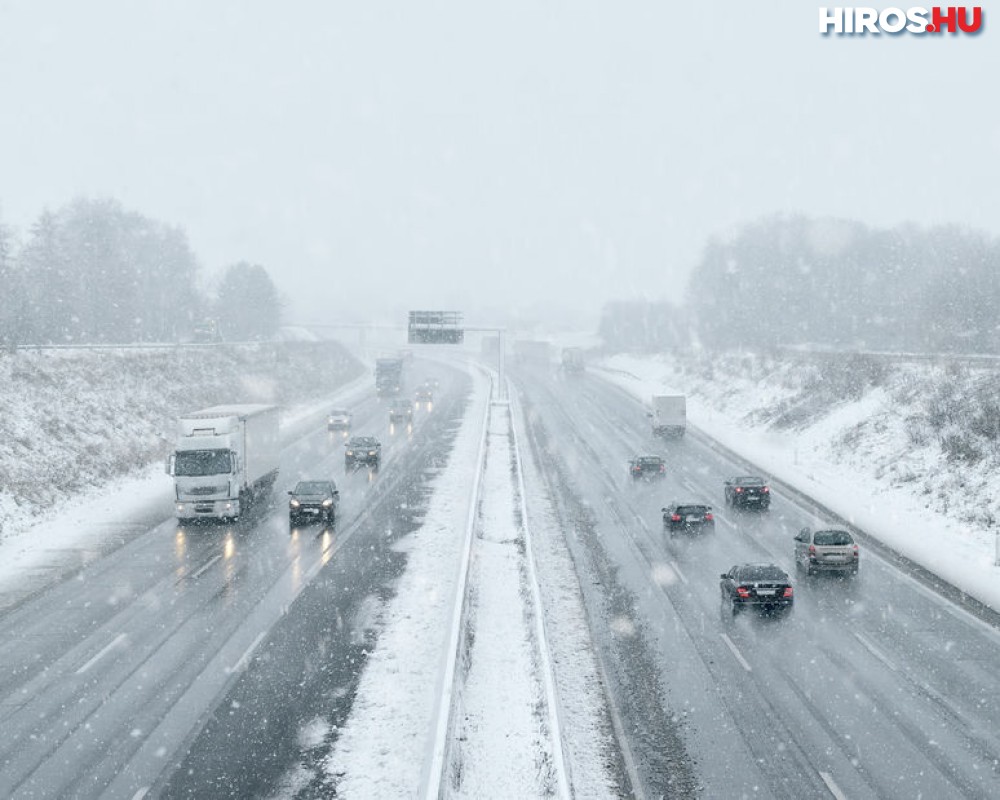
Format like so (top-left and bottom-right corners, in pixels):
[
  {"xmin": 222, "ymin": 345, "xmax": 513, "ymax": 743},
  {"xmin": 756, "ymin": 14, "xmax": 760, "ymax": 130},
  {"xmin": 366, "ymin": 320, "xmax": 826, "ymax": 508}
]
[
  {"xmin": 346, "ymin": 450, "xmax": 354, "ymax": 456},
  {"xmin": 368, "ymin": 450, "xmax": 376, "ymax": 455},
  {"xmin": 289, "ymin": 499, "xmax": 300, "ymax": 508},
  {"xmin": 322, "ymin": 498, "xmax": 333, "ymax": 507},
  {"xmin": 176, "ymin": 503, "xmax": 185, "ymax": 511}
]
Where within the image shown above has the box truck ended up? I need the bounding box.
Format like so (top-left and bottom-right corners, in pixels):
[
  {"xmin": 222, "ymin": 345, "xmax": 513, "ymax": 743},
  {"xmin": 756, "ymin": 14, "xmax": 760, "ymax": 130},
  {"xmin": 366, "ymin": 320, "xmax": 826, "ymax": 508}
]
[
  {"xmin": 651, "ymin": 395, "xmax": 686, "ymax": 437},
  {"xmin": 169, "ymin": 404, "xmax": 280, "ymax": 521}
]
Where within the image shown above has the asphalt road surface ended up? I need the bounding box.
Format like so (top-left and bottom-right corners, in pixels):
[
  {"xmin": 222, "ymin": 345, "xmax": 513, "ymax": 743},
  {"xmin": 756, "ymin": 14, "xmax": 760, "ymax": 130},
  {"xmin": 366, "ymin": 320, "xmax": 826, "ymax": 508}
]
[{"xmin": 0, "ymin": 362, "xmax": 467, "ymax": 800}]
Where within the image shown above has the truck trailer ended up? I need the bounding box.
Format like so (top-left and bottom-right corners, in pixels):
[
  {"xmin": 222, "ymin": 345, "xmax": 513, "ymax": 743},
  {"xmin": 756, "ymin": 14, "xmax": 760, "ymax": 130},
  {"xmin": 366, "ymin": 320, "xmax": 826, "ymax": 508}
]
[
  {"xmin": 375, "ymin": 358, "xmax": 404, "ymax": 397},
  {"xmin": 650, "ymin": 395, "xmax": 686, "ymax": 437},
  {"xmin": 169, "ymin": 404, "xmax": 280, "ymax": 522}
]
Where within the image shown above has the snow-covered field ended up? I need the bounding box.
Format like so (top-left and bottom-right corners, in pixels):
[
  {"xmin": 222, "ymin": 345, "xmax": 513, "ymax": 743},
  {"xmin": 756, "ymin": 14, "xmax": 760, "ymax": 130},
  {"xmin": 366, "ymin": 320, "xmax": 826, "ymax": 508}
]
[{"xmin": 597, "ymin": 351, "xmax": 1000, "ymax": 613}]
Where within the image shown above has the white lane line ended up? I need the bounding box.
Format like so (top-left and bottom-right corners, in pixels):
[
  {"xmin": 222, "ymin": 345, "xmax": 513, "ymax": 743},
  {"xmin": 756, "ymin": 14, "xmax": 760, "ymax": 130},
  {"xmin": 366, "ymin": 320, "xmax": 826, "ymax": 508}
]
[
  {"xmin": 819, "ymin": 770, "xmax": 849, "ymax": 800},
  {"xmin": 853, "ymin": 632, "xmax": 898, "ymax": 672},
  {"xmin": 130, "ymin": 789, "xmax": 149, "ymax": 800},
  {"xmin": 190, "ymin": 554, "xmax": 222, "ymax": 579},
  {"xmin": 670, "ymin": 561, "xmax": 689, "ymax": 585},
  {"xmin": 637, "ymin": 516, "xmax": 651, "ymax": 532},
  {"xmin": 720, "ymin": 633, "xmax": 752, "ymax": 672},
  {"xmin": 76, "ymin": 633, "xmax": 127, "ymax": 675},
  {"xmin": 226, "ymin": 631, "xmax": 265, "ymax": 675}
]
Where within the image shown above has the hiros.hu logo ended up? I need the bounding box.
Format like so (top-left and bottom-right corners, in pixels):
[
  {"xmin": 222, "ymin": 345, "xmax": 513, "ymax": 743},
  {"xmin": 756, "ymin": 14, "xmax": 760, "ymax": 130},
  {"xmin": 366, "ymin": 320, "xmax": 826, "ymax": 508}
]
[{"xmin": 819, "ymin": 6, "xmax": 983, "ymax": 33}]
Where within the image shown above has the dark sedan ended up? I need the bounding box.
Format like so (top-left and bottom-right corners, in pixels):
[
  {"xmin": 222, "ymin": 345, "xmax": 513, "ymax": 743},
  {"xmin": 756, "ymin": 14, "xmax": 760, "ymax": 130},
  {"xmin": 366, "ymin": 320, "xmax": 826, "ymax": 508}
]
[
  {"xmin": 629, "ymin": 455, "xmax": 666, "ymax": 480},
  {"xmin": 662, "ymin": 504, "xmax": 715, "ymax": 536},
  {"xmin": 720, "ymin": 563, "xmax": 794, "ymax": 619},
  {"xmin": 345, "ymin": 436, "xmax": 382, "ymax": 470},
  {"xmin": 724, "ymin": 476, "xmax": 770, "ymax": 510},
  {"xmin": 288, "ymin": 480, "xmax": 339, "ymax": 525}
]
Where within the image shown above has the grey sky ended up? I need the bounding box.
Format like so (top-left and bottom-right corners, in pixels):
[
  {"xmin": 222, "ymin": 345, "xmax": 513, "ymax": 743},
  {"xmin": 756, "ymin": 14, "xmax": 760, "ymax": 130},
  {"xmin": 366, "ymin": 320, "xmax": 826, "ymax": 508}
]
[{"xmin": 1, "ymin": 1, "xmax": 998, "ymax": 326}]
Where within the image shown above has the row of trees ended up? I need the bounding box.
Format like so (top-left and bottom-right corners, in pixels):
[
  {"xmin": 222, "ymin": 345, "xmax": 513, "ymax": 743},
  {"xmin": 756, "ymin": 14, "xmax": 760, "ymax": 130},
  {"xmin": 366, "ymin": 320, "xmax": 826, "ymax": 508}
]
[
  {"xmin": 0, "ymin": 198, "xmax": 281, "ymax": 346},
  {"xmin": 600, "ymin": 216, "xmax": 1000, "ymax": 354}
]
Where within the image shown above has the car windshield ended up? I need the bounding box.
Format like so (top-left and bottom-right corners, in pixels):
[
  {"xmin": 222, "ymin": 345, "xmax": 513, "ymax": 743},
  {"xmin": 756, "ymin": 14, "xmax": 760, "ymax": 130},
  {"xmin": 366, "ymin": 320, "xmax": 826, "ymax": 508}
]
[
  {"xmin": 174, "ymin": 449, "xmax": 232, "ymax": 477},
  {"xmin": 814, "ymin": 530, "xmax": 854, "ymax": 546},
  {"xmin": 294, "ymin": 482, "xmax": 330, "ymax": 495},
  {"xmin": 350, "ymin": 438, "xmax": 377, "ymax": 448},
  {"xmin": 736, "ymin": 476, "xmax": 765, "ymax": 486},
  {"xmin": 330, "ymin": 409, "xmax": 348, "ymax": 417}
]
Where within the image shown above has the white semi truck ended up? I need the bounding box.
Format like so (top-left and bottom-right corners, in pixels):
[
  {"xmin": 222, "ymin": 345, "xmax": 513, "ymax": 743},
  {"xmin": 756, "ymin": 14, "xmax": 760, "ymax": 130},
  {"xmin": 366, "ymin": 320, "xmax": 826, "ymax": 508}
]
[
  {"xmin": 169, "ymin": 404, "xmax": 280, "ymax": 522},
  {"xmin": 651, "ymin": 395, "xmax": 686, "ymax": 437}
]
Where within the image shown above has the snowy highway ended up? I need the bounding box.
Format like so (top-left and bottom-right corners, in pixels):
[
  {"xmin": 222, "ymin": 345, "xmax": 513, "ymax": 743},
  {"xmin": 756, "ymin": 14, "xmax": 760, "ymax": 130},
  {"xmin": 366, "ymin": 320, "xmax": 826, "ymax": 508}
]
[
  {"xmin": 0, "ymin": 362, "xmax": 468, "ymax": 799},
  {"xmin": 517, "ymin": 364, "xmax": 1000, "ymax": 799},
  {"xmin": 3, "ymin": 355, "xmax": 1000, "ymax": 799}
]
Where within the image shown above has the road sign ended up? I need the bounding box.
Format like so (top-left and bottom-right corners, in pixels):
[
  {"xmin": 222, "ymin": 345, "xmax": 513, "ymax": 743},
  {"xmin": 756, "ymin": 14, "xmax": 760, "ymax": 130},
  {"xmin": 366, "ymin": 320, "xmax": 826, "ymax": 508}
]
[{"xmin": 408, "ymin": 311, "xmax": 464, "ymax": 344}]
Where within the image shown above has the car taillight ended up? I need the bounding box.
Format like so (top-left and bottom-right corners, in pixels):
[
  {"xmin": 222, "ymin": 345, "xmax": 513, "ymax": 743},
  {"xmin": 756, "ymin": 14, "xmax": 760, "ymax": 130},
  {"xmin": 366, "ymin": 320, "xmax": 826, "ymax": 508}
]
[
  {"xmin": 736, "ymin": 587, "xmax": 751, "ymax": 598},
  {"xmin": 783, "ymin": 587, "xmax": 793, "ymax": 598},
  {"xmin": 853, "ymin": 544, "xmax": 859, "ymax": 559},
  {"xmin": 633, "ymin": 466, "xmax": 641, "ymax": 472},
  {"xmin": 735, "ymin": 487, "xmax": 743, "ymax": 493},
  {"xmin": 808, "ymin": 544, "xmax": 817, "ymax": 559},
  {"xmin": 659, "ymin": 464, "xmax": 665, "ymax": 472},
  {"xmin": 704, "ymin": 513, "xmax": 714, "ymax": 522},
  {"xmin": 671, "ymin": 514, "xmax": 681, "ymax": 522},
  {"xmin": 762, "ymin": 486, "xmax": 769, "ymax": 493}
]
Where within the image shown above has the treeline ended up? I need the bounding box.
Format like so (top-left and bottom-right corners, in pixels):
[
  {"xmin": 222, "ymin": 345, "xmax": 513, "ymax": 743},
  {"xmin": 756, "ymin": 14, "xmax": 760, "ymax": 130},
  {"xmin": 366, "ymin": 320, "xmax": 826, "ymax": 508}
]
[
  {"xmin": 0, "ymin": 198, "xmax": 281, "ymax": 346},
  {"xmin": 599, "ymin": 216, "xmax": 1000, "ymax": 354}
]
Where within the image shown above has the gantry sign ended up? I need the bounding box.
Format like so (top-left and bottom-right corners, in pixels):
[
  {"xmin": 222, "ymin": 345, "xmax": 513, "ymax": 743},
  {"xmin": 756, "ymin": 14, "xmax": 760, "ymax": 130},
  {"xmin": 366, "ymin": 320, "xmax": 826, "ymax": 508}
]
[{"xmin": 407, "ymin": 311, "xmax": 465, "ymax": 344}]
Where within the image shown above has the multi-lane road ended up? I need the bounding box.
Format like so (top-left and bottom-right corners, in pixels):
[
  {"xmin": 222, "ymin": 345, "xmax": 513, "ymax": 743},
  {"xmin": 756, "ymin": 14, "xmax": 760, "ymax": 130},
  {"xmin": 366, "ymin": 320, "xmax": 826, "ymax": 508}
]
[{"xmin": 3, "ymin": 355, "xmax": 1000, "ymax": 799}]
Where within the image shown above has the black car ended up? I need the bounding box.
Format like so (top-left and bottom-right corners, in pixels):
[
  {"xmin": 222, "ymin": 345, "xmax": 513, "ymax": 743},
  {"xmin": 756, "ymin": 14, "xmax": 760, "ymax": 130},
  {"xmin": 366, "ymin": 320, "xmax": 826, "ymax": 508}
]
[
  {"xmin": 288, "ymin": 480, "xmax": 339, "ymax": 525},
  {"xmin": 629, "ymin": 455, "xmax": 666, "ymax": 480},
  {"xmin": 724, "ymin": 476, "xmax": 771, "ymax": 510},
  {"xmin": 662, "ymin": 503, "xmax": 715, "ymax": 535},
  {"xmin": 345, "ymin": 436, "xmax": 381, "ymax": 469},
  {"xmin": 389, "ymin": 399, "xmax": 414, "ymax": 423},
  {"xmin": 720, "ymin": 563, "xmax": 794, "ymax": 619}
]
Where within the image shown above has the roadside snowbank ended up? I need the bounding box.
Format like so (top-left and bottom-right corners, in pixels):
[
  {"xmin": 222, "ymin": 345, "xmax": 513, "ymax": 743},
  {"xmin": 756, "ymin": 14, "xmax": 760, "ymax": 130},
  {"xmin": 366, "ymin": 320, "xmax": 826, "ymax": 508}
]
[{"xmin": 597, "ymin": 352, "xmax": 1000, "ymax": 613}]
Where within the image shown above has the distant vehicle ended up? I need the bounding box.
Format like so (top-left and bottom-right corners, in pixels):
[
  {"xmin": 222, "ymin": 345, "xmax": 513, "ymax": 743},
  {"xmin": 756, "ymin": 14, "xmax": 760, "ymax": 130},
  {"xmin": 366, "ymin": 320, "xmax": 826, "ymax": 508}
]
[
  {"xmin": 345, "ymin": 436, "xmax": 381, "ymax": 470},
  {"xmin": 327, "ymin": 408, "xmax": 352, "ymax": 433},
  {"xmin": 662, "ymin": 503, "xmax": 715, "ymax": 536},
  {"xmin": 169, "ymin": 405, "xmax": 280, "ymax": 522},
  {"xmin": 650, "ymin": 395, "xmax": 686, "ymax": 437},
  {"xmin": 414, "ymin": 386, "xmax": 433, "ymax": 403},
  {"xmin": 192, "ymin": 318, "xmax": 223, "ymax": 343},
  {"xmin": 724, "ymin": 476, "xmax": 771, "ymax": 510},
  {"xmin": 560, "ymin": 347, "xmax": 585, "ymax": 373},
  {"xmin": 375, "ymin": 358, "xmax": 404, "ymax": 397},
  {"xmin": 389, "ymin": 399, "xmax": 414, "ymax": 423},
  {"xmin": 720, "ymin": 564, "xmax": 794, "ymax": 619},
  {"xmin": 288, "ymin": 480, "xmax": 339, "ymax": 525},
  {"xmin": 629, "ymin": 455, "xmax": 666, "ymax": 480},
  {"xmin": 794, "ymin": 528, "xmax": 859, "ymax": 577}
]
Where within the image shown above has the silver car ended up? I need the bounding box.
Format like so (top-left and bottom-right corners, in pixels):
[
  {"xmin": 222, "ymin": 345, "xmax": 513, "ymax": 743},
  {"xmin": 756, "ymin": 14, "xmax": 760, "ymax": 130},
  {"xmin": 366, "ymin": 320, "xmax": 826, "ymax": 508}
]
[{"xmin": 794, "ymin": 527, "xmax": 859, "ymax": 577}]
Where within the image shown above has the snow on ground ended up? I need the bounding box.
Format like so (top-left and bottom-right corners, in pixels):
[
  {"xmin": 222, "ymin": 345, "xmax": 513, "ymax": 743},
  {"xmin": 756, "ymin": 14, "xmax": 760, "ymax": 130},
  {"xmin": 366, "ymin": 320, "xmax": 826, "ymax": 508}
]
[
  {"xmin": 596, "ymin": 351, "xmax": 1000, "ymax": 613},
  {"xmin": 0, "ymin": 346, "xmax": 369, "ymax": 602},
  {"xmin": 448, "ymin": 400, "xmax": 551, "ymax": 799},
  {"xmin": 326, "ymin": 367, "xmax": 490, "ymax": 797},
  {"xmin": 512, "ymin": 392, "xmax": 621, "ymax": 800}
]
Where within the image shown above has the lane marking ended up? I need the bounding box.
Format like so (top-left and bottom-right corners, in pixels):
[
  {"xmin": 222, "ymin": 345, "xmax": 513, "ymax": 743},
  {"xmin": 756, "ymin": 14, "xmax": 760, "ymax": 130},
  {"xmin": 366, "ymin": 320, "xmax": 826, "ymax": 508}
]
[
  {"xmin": 76, "ymin": 633, "xmax": 127, "ymax": 675},
  {"xmin": 819, "ymin": 771, "xmax": 848, "ymax": 800},
  {"xmin": 853, "ymin": 632, "xmax": 897, "ymax": 672},
  {"xmin": 720, "ymin": 633, "xmax": 752, "ymax": 672},
  {"xmin": 226, "ymin": 631, "xmax": 265, "ymax": 675},
  {"xmin": 131, "ymin": 789, "xmax": 149, "ymax": 800},
  {"xmin": 670, "ymin": 561, "xmax": 689, "ymax": 585},
  {"xmin": 190, "ymin": 554, "xmax": 222, "ymax": 579}
]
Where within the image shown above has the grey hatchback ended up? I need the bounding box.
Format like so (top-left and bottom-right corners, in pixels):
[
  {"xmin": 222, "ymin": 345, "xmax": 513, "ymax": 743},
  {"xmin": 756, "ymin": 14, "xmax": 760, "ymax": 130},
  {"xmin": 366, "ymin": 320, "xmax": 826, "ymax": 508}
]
[{"xmin": 794, "ymin": 527, "xmax": 859, "ymax": 576}]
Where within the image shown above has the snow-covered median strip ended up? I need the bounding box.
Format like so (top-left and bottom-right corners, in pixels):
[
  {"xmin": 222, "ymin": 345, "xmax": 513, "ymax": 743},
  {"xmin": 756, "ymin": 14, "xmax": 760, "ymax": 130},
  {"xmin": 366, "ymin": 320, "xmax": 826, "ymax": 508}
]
[
  {"xmin": 595, "ymin": 353, "xmax": 1000, "ymax": 615},
  {"xmin": 328, "ymin": 369, "xmax": 617, "ymax": 797}
]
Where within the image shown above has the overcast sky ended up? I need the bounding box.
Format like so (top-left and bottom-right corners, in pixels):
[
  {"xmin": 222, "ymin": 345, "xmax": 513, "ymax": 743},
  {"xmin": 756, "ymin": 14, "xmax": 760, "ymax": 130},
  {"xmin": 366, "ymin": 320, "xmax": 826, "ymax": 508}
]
[{"xmin": 1, "ymin": 1, "xmax": 998, "ymax": 327}]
